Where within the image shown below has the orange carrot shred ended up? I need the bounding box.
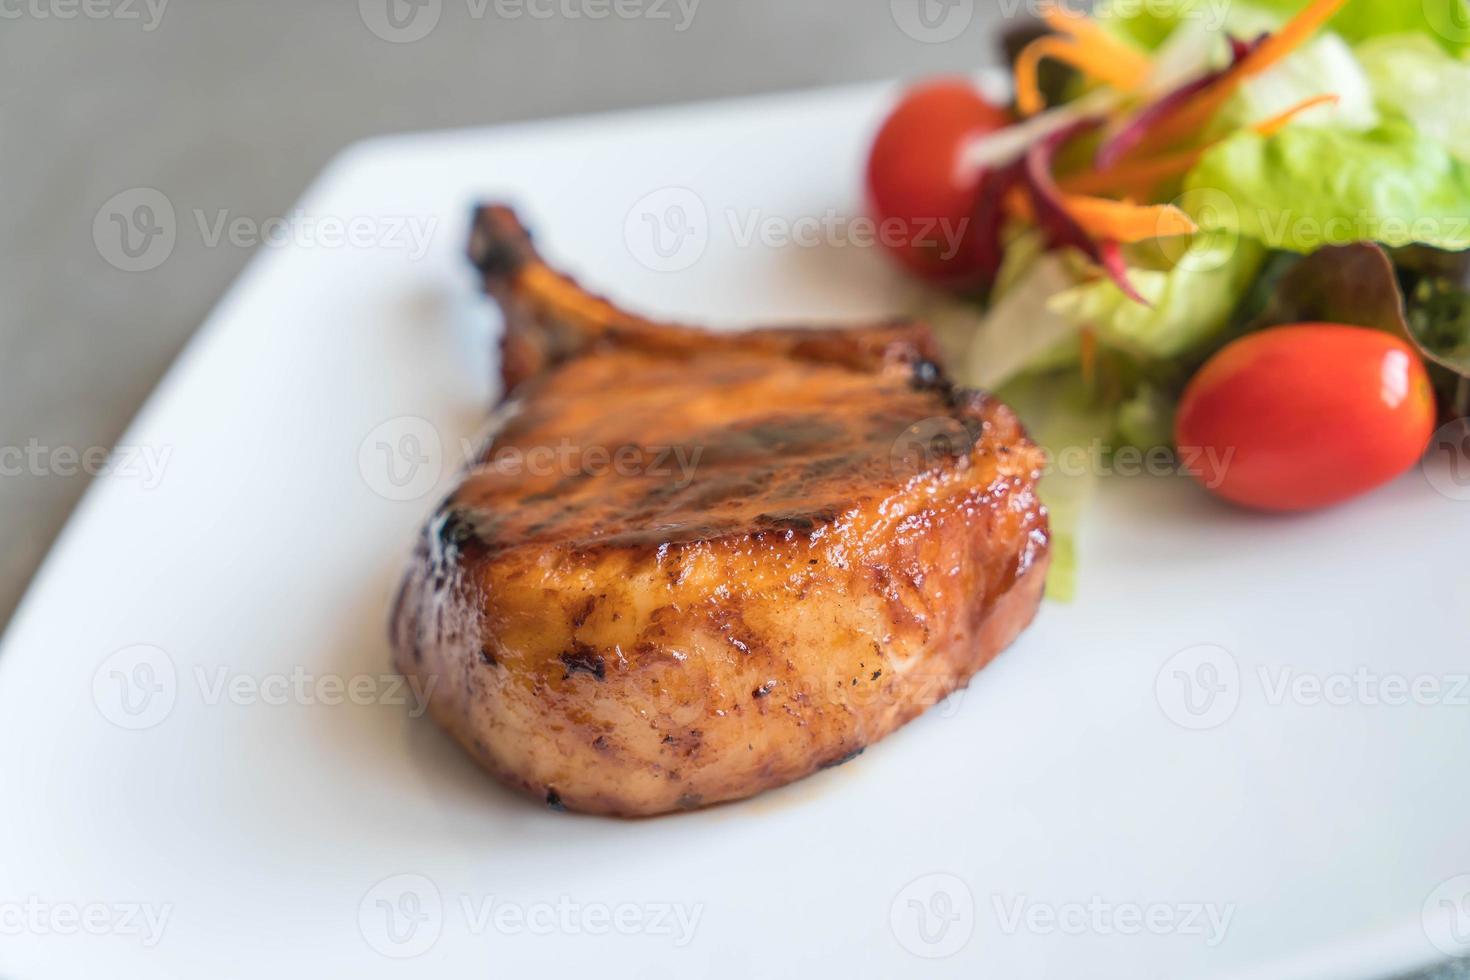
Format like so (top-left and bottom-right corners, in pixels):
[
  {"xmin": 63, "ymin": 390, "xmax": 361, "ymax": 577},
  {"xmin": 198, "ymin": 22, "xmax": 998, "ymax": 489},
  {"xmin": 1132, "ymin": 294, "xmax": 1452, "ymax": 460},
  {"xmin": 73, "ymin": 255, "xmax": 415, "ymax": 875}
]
[
  {"xmin": 1005, "ymin": 185, "xmax": 1036, "ymax": 223},
  {"xmin": 1252, "ymin": 93, "xmax": 1340, "ymax": 136},
  {"xmin": 1014, "ymin": 28, "xmax": 1151, "ymax": 116},
  {"xmin": 1061, "ymin": 196, "xmax": 1198, "ymax": 243},
  {"xmin": 1133, "ymin": 0, "xmax": 1349, "ymax": 151},
  {"xmin": 1015, "ymin": 36, "xmax": 1079, "ymax": 116},
  {"xmin": 1042, "ymin": 7, "xmax": 1153, "ymax": 83},
  {"xmin": 1058, "ymin": 148, "xmax": 1205, "ymax": 196},
  {"xmin": 1079, "ymin": 327, "xmax": 1098, "ymax": 385},
  {"xmin": 1060, "ymin": 93, "xmax": 1340, "ymax": 197}
]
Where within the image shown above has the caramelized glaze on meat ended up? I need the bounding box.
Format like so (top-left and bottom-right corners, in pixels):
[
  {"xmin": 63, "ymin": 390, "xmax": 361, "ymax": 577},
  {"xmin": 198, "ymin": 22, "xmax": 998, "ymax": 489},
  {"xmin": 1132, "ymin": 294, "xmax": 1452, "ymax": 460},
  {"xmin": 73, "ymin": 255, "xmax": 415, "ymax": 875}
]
[{"xmin": 390, "ymin": 205, "xmax": 1049, "ymax": 817}]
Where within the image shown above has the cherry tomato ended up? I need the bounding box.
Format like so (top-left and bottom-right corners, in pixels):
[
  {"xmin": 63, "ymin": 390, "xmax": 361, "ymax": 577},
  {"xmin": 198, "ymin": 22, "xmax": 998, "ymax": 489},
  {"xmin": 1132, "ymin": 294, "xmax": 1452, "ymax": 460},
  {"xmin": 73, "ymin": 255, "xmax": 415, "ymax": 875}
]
[
  {"xmin": 866, "ymin": 79, "xmax": 1012, "ymax": 286},
  {"xmin": 1175, "ymin": 324, "xmax": 1436, "ymax": 512}
]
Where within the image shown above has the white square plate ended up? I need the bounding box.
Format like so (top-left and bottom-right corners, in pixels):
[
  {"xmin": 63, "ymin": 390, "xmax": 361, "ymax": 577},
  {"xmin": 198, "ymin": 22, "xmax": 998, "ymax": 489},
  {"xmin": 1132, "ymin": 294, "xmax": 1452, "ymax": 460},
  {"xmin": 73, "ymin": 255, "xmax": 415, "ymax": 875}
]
[{"xmin": 4, "ymin": 82, "xmax": 1469, "ymax": 979}]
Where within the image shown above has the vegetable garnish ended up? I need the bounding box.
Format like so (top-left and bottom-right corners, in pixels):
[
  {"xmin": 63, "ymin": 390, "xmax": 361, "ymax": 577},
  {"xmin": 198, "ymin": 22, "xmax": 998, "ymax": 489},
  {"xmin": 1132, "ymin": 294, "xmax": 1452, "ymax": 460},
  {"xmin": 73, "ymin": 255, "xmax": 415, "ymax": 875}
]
[
  {"xmin": 1014, "ymin": 11, "xmax": 1153, "ymax": 116},
  {"xmin": 1062, "ymin": 93, "xmax": 1340, "ymax": 196},
  {"xmin": 1125, "ymin": 0, "xmax": 1351, "ymax": 156},
  {"xmin": 1061, "ymin": 197, "xmax": 1197, "ymax": 244},
  {"xmin": 865, "ymin": 0, "xmax": 1470, "ymax": 591}
]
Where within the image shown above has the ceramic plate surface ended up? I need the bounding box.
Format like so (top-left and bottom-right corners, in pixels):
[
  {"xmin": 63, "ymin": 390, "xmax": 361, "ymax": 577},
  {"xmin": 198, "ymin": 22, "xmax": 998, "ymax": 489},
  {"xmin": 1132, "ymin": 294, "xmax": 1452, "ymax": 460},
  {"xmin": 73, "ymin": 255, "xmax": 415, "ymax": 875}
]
[{"xmin": 3, "ymin": 82, "xmax": 1468, "ymax": 979}]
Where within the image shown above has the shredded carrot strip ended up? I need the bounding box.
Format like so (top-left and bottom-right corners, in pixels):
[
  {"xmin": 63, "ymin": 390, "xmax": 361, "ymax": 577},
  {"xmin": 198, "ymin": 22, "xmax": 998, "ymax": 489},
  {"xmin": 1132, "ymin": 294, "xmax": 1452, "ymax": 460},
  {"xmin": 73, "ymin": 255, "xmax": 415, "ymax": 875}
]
[
  {"xmin": 1059, "ymin": 149, "xmax": 1204, "ymax": 196},
  {"xmin": 1062, "ymin": 93, "xmax": 1341, "ymax": 196},
  {"xmin": 1004, "ymin": 185, "xmax": 1036, "ymax": 223},
  {"xmin": 1015, "ymin": 31, "xmax": 1151, "ymax": 116},
  {"xmin": 1135, "ymin": 0, "xmax": 1349, "ymax": 151},
  {"xmin": 1016, "ymin": 37, "xmax": 1078, "ymax": 116},
  {"xmin": 1252, "ymin": 92, "xmax": 1340, "ymax": 136},
  {"xmin": 1079, "ymin": 327, "xmax": 1098, "ymax": 385},
  {"xmin": 1061, "ymin": 196, "xmax": 1198, "ymax": 243},
  {"xmin": 1042, "ymin": 8, "xmax": 1153, "ymax": 84}
]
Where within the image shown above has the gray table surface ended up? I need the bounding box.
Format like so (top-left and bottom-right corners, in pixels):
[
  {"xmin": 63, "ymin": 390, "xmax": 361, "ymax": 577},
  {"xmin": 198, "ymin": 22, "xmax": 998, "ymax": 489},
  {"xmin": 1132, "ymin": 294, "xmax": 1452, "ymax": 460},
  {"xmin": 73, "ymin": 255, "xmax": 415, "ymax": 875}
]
[{"xmin": 0, "ymin": 5, "xmax": 1462, "ymax": 976}]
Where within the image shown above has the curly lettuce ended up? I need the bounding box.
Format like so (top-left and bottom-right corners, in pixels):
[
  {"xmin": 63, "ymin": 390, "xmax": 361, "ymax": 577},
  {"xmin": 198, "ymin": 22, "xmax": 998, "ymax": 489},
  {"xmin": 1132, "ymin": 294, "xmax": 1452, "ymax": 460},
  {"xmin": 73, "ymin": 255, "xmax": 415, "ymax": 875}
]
[
  {"xmin": 1099, "ymin": 0, "xmax": 1470, "ymax": 55},
  {"xmin": 1184, "ymin": 120, "xmax": 1470, "ymax": 252},
  {"xmin": 1358, "ymin": 34, "xmax": 1470, "ymax": 164},
  {"xmin": 1045, "ymin": 232, "xmax": 1265, "ymax": 359}
]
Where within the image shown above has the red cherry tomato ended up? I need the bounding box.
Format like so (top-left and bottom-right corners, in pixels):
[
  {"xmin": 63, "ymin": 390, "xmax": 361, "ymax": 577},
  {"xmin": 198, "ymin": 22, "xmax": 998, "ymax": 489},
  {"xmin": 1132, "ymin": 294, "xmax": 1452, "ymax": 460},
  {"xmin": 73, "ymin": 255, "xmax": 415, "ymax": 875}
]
[
  {"xmin": 866, "ymin": 79, "xmax": 1012, "ymax": 286},
  {"xmin": 1175, "ymin": 324, "xmax": 1436, "ymax": 512}
]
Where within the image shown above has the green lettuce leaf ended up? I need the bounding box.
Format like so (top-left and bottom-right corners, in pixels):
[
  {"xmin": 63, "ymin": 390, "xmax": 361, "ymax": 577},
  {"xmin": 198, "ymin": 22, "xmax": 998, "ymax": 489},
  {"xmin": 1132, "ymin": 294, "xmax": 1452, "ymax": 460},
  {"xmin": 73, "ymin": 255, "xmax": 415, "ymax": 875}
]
[
  {"xmin": 1115, "ymin": 383, "xmax": 1178, "ymax": 451},
  {"xmin": 1217, "ymin": 31, "xmax": 1378, "ymax": 133},
  {"xmin": 995, "ymin": 375, "xmax": 1113, "ymax": 603},
  {"xmin": 1099, "ymin": 0, "xmax": 1470, "ymax": 55},
  {"xmin": 1245, "ymin": 0, "xmax": 1470, "ymax": 54},
  {"xmin": 1358, "ymin": 33, "xmax": 1470, "ymax": 163},
  {"xmin": 1184, "ymin": 120, "xmax": 1470, "ymax": 252},
  {"xmin": 1044, "ymin": 232, "xmax": 1265, "ymax": 359}
]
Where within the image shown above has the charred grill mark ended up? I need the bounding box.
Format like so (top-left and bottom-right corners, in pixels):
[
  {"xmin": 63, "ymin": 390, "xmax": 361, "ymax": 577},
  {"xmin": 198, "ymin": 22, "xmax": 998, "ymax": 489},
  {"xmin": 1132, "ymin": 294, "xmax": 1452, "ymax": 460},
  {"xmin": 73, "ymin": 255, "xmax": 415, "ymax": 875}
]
[
  {"xmin": 753, "ymin": 510, "xmax": 837, "ymax": 533},
  {"xmin": 560, "ymin": 644, "xmax": 606, "ymax": 681},
  {"xmin": 437, "ymin": 508, "xmax": 479, "ymax": 549},
  {"xmin": 820, "ymin": 746, "xmax": 865, "ymax": 770}
]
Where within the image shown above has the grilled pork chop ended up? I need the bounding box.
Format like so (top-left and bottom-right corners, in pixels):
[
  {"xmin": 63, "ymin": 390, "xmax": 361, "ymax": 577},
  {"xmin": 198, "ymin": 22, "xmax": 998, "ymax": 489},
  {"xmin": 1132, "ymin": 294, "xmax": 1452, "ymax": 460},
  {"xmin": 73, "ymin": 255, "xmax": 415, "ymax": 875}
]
[{"xmin": 390, "ymin": 205, "xmax": 1049, "ymax": 817}]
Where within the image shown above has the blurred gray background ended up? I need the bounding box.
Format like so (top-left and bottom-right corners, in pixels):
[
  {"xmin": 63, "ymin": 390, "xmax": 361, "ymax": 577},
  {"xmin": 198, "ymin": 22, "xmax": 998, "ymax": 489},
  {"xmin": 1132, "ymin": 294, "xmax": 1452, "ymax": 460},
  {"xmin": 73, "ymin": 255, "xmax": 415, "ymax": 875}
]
[{"xmin": 1, "ymin": 0, "xmax": 1019, "ymax": 630}]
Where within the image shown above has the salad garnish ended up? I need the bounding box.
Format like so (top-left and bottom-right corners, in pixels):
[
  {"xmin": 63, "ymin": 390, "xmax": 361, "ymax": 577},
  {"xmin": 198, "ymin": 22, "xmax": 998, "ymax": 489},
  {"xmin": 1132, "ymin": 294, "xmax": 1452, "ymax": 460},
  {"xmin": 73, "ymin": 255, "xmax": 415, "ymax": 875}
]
[{"xmin": 865, "ymin": 0, "xmax": 1470, "ymax": 597}]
